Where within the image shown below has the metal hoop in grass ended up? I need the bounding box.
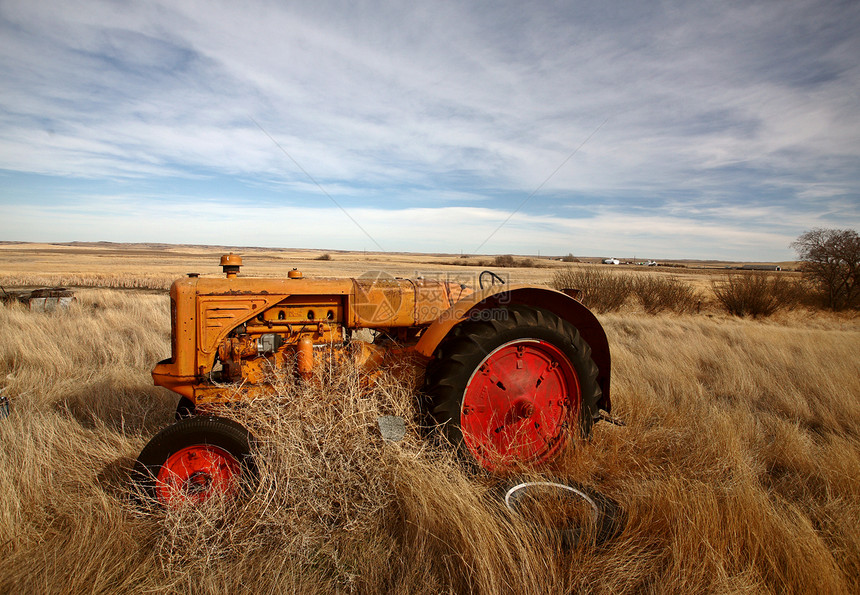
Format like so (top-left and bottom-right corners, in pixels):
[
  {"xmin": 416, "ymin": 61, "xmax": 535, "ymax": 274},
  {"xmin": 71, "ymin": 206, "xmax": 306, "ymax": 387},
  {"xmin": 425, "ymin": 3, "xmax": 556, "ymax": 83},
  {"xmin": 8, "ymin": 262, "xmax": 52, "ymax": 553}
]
[{"xmin": 503, "ymin": 481, "xmax": 623, "ymax": 548}]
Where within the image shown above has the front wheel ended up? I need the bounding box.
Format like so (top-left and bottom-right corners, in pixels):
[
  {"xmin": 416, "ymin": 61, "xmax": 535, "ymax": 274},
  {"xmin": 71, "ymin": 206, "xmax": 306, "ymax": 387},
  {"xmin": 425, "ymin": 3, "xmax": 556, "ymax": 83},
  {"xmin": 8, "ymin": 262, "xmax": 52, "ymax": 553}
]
[
  {"xmin": 423, "ymin": 306, "xmax": 601, "ymax": 472},
  {"xmin": 133, "ymin": 415, "xmax": 256, "ymax": 507}
]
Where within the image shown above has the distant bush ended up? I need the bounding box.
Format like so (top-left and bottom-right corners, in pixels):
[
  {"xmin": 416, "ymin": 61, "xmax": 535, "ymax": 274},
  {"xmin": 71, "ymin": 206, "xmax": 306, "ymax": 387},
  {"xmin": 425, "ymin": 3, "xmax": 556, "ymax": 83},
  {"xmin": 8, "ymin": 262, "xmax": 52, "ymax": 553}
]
[
  {"xmin": 484, "ymin": 255, "xmax": 535, "ymax": 268},
  {"xmin": 314, "ymin": 253, "xmax": 332, "ymax": 261},
  {"xmin": 633, "ymin": 275, "xmax": 700, "ymax": 314},
  {"xmin": 550, "ymin": 267, "xmax": 633, "ymax": 312},
  {"xmin": 792, "ymin": 278, "xmax": 834, "ymax": 310},
  {"xmin": 711, "ymin": 273, "xmax": 797, "ymax": 318},
  {"xmin": 561, "ymin": 253, "xmax": 580, "ymax": 263}
]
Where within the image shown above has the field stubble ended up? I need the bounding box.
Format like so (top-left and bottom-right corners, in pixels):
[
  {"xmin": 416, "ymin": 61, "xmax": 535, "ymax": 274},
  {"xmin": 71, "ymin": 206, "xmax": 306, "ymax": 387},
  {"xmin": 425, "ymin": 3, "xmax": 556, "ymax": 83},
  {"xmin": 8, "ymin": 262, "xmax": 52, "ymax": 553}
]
[{"xmin": 0, "ymin": 289, "xmax": 859, "ymax": 593}]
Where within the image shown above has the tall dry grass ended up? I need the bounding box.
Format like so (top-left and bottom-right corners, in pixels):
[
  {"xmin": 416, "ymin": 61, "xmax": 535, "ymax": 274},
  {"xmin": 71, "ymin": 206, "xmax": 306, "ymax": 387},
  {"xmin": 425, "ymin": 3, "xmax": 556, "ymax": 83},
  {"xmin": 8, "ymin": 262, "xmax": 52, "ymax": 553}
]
[
  {"xmin": 632, "ymin": 275, "xmax": 701, "ymax": 314},
  {"xmin": 0, "ymin": 290, "xmax": 858, "ymax": 593},
  {"xmin": 551, "ymin": 267, "xmax": 702, "ymax": 314},
  {"xmin": 0, "ymin": 272, "xmax": 177, "ymax": 290},
  {"xmin": 551, "ymin": 267, "xmax": 633, "ymax": 312}
]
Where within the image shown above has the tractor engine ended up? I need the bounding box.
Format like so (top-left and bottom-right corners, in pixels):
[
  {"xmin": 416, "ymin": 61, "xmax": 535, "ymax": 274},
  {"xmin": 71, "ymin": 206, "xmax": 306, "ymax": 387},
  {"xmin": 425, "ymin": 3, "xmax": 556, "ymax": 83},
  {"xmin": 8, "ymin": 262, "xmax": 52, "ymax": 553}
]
[{"xmin": 152, "ymin": 254, "xmax": 469, "ymax": 407}]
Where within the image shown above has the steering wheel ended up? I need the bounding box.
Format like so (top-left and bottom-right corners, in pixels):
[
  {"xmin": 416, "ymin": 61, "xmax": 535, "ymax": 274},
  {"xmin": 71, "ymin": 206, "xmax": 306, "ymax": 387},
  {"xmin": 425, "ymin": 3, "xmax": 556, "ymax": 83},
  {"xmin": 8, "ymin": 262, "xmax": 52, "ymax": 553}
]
[{"xmin": 479, "ymin": 270, "xmax": 506, "ymax": 289}]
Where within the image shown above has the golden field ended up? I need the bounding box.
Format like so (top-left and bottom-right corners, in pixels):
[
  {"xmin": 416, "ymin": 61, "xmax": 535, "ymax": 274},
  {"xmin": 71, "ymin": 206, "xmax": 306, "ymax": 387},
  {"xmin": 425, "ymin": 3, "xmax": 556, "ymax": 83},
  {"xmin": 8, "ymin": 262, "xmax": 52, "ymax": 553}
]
[
  {"xmin": 0, "ymin": 242, "xmax": 563, "ymax": 287},
  {"xmin": 0, "ymin": 241, "xmax": 798, "ymax": 294},
  {"xmin": 0, "ymin": 243, "xmax": 858, "ymax": 593}
]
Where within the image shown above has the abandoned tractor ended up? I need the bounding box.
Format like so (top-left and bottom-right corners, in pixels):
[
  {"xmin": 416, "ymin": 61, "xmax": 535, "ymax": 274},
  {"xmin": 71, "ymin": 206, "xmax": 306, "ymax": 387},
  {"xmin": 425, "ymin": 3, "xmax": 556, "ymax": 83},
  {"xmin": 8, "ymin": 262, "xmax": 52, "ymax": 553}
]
[{"xmin": 134, "ymin": 254, "xmax": 612, "ymax": 505}]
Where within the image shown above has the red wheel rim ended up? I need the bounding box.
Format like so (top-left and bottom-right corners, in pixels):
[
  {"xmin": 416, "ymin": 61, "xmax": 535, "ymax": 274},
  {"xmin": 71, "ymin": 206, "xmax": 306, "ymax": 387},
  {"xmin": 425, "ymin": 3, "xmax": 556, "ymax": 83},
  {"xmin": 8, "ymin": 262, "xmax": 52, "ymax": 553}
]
[
  {"xmin": 156, "ymin": 445, "xmax": 241, "ymax": 505},
  {"xmin": 461, "ymin": 339, "xmax": 580, "ymax": 471}
]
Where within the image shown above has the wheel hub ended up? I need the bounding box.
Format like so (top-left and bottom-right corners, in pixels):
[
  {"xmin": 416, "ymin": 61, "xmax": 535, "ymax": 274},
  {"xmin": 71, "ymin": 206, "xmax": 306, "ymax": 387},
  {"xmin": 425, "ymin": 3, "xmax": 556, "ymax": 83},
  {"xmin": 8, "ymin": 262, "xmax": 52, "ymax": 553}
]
[
  {"xmin": 503, "ymin": 399, "xmax": 536, "ymax": 427},
  {"xmin": 156, "ymin": 444, "xmax": 241, "ymax": 505}
]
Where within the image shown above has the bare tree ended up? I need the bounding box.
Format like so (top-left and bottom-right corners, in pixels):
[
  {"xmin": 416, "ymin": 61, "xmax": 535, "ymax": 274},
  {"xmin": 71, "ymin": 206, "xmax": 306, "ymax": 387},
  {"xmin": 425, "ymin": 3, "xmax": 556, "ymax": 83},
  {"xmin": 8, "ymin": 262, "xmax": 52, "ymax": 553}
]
[{"xmin": 791, "ymin": 228, "xmax": 860, "ymax": 310}]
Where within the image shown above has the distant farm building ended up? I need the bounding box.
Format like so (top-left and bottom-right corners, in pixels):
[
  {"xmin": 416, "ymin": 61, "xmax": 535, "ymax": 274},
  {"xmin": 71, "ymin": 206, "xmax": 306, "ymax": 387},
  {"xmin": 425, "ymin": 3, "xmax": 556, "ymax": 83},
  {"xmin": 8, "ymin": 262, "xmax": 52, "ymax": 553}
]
[{"xmin": 740, "ymin": 264, "xmax": 782, "ymax": 271}]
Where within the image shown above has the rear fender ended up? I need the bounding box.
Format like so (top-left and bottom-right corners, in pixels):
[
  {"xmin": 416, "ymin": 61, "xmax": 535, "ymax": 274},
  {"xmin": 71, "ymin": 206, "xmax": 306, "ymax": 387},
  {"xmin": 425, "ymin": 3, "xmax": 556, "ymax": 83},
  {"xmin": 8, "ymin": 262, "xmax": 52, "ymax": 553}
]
[{"xmin": 413, "ymin": 285, "xmax": 611, "ymax": 412}]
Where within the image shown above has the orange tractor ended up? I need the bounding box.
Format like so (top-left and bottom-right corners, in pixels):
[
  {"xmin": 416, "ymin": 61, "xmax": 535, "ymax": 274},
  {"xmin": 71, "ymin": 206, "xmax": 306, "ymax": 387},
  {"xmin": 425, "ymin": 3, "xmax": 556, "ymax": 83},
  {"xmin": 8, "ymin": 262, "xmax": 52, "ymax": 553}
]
[{"xmin": 134, "ymin": 254, "xmax": 612, "ymax": 505}]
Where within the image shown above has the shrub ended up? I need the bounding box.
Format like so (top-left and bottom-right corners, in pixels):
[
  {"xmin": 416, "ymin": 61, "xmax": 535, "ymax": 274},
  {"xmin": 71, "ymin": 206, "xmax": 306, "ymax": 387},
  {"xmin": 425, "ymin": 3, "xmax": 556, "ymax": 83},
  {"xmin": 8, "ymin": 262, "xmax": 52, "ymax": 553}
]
[
  {"xmin": 711, "ymin": 273, "xmax": 797, "ymax": 318},
  {"xmin": 633, "ymin": 275, "xmax": 700, "ymax": 314},
  {"xmin": 791, "ymin": 277, "xmax": 832, "ymax": 309},
  {"xmin": 488, "ymin": 255, "xmax": 536, "ymax": 268},
  {"xmin": 550, "ymin": 267, "xmax": 633, "ymax": 312},
  {"xmin": 314, "ymin": 253, "xmax": 332, "ymax": 261},
  {"xmin": 561, "ymin": 253, "xmax": 580, "ymax": 263}
]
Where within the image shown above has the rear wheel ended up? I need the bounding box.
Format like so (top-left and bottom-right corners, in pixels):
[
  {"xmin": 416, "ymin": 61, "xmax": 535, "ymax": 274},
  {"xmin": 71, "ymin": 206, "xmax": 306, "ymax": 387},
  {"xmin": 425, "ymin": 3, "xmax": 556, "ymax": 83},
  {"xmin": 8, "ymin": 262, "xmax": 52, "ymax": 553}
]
[
  {"xmin": 133, "ymin": 416, "xmax": 256, "ymax": 507},
  {"xmin": 423, "ymin": 306, "xmax": 601, "ymax": 472}
]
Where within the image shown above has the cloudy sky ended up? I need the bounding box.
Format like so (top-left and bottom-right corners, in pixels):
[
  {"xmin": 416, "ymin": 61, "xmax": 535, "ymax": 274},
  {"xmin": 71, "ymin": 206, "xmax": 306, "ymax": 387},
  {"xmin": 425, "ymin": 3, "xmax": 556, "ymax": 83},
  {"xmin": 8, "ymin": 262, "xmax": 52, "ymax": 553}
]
[{"xmin": 1, "ymin": 0, "xmax": 858, "ymax": 260}]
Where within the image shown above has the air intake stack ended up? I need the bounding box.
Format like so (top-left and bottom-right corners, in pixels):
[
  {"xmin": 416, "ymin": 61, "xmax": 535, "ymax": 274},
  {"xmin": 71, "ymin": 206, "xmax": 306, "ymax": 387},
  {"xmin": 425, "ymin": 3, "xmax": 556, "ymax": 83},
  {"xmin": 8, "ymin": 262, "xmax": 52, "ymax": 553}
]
[{"xmin": 220, "ymin": 253, "xmax": 242, "ymax": 278}]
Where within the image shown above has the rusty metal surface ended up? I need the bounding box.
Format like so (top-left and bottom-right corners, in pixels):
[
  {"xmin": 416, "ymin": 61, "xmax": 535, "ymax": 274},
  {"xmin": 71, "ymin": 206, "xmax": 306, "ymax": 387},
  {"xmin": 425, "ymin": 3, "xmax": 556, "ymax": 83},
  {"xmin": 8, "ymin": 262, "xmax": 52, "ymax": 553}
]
[
  {"xmin": 151, "ymin": 254, "xmax": 611, "ymax": 413},
  {"xmin": 1, "ymin": 287, "xmax": 76, "ymax": 312}
]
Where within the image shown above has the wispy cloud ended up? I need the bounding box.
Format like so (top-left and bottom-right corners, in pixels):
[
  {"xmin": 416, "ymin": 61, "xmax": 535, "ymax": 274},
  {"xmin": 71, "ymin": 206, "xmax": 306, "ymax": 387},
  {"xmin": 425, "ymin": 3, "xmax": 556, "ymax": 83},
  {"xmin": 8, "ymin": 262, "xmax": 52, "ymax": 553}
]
[{"xmin": 1, "ymin": 0, "xmax": 858, "ymax": 259}]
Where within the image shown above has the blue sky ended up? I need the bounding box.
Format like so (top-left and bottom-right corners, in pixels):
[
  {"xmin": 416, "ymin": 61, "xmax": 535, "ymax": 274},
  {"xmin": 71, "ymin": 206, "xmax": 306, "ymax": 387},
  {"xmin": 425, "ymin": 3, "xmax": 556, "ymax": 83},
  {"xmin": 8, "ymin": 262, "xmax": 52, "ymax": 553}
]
[{"xmin": 1, "ymin": 0, "xmax": 858, "ymax": 260}]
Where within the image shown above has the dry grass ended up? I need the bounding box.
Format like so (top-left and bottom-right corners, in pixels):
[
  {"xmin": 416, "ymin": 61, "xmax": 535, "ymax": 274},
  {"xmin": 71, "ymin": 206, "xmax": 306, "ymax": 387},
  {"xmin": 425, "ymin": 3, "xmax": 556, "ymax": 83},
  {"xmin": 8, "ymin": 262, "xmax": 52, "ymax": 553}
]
[
  {"xmin": 631, "ymin": 275, "xmax": 701, "ymax": 314},
  {"xmin": 1, "ymin": 288, "xmax": 859, "ymax": 593},
  {"xmin": 0, "ymin": 241, "xmax": 799, "ymax": 292},
  {"xmin": 551, "ymin": 267, "xmax": 634, "ymax": 312},
  {"xmin": 551, "ymin": 267, "xmax": 702, "ymax": 314},
  {"xmin": 0, "ymin": 242, "xmax": 560, "ymax": 287}
]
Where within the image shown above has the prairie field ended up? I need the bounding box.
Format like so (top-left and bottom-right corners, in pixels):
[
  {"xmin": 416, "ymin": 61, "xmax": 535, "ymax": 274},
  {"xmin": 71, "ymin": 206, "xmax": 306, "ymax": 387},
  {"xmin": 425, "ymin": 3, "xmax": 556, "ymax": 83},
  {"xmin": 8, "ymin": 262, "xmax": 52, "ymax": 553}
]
[
  {"xmin": 1, "ymin": 244, "xmax": 859, "ymax": 593},
  {"xmin": 0, "ymin": 241, "xmax": 796, "ymax": 293}
]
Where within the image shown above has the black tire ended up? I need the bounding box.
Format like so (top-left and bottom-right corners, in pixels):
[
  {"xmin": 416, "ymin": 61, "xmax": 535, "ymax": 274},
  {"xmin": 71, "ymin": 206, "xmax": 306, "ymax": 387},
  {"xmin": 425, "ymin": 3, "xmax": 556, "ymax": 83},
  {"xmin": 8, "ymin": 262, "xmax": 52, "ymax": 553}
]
[
  {"xmin": 133, "ymin": 415, "xmax": 257, "ymax": 506},
  {"xmin": 422, "ymin": 305, "xmax": 601, "ymax": 471}
]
